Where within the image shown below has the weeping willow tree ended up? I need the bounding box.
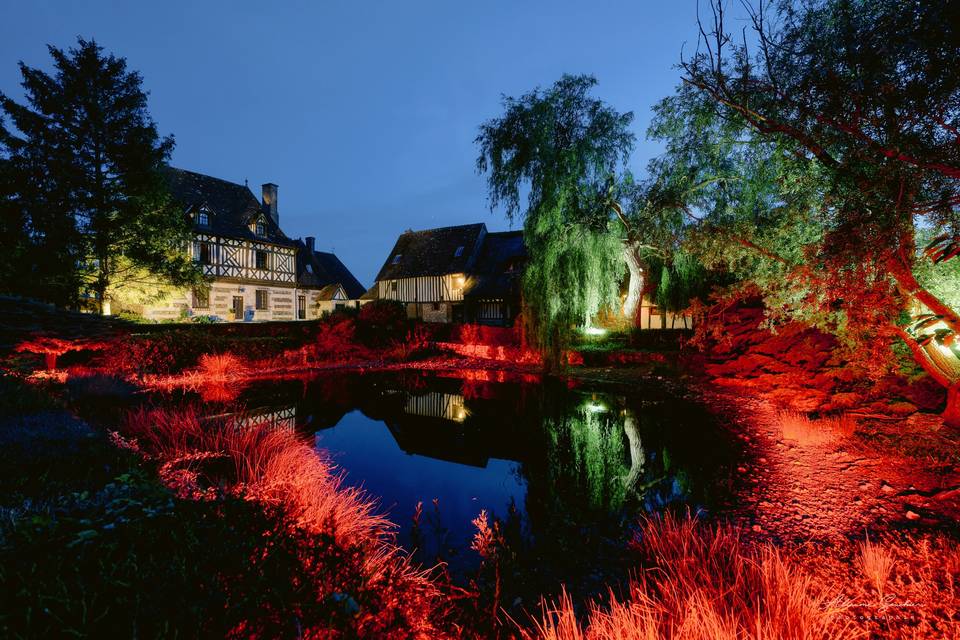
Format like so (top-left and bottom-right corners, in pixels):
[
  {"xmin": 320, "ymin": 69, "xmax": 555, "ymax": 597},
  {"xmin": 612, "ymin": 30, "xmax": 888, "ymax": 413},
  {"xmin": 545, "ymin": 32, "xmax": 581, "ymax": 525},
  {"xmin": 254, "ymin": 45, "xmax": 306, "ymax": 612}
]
[
  {"xmin": 476, "ymin": 75, "xmax": 631, "ymax": 369},
  {"xmin": 523, "ymin": 203, "xmax": 625, "ymax": 366}
]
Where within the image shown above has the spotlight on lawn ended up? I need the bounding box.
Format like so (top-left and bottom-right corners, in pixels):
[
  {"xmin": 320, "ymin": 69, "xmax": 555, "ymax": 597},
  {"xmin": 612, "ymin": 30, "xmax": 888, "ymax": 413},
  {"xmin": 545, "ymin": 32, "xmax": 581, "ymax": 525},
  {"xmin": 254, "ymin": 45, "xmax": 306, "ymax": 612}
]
[{"xmin": 583, "ymin": 326, "xmax": 606, "ymax": 336}]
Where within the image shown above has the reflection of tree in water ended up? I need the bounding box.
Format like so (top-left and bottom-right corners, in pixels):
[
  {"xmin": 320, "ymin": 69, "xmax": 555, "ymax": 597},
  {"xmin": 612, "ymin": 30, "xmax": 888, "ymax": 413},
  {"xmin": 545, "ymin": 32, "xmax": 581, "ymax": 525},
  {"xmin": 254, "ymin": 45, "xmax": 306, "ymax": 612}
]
[
  {"xmin": 545, "ymin": 402, "xmax": 631, "ymax": 514},
  {"xmin": 527, "ymin": 389, "xmax": 696, "ymax": 540}
]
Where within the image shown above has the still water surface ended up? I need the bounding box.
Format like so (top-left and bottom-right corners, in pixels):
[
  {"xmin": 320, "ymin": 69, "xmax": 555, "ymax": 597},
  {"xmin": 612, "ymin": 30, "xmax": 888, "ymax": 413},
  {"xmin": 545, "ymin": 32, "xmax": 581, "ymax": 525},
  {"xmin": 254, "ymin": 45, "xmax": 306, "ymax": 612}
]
[{"xmin": 141, "ymin": 370, "xmax": 740, "ymax": 581}]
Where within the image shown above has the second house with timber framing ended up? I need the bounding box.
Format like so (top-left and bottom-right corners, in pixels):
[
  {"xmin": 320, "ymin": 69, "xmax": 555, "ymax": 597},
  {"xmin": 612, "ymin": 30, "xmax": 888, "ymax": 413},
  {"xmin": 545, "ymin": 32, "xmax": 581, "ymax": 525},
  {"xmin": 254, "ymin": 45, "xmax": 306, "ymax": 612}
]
[{"xmin": 370, "ymin": 223, "xmax": 525, "ymax": 325}]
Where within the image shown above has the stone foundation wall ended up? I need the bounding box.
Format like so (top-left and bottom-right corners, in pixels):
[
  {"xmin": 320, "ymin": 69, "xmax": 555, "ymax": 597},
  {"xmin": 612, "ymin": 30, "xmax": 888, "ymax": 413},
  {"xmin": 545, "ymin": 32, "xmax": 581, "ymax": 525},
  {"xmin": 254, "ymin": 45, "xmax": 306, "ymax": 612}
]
[
  {"xmin": 420, "ymin": 302, "xmax": 452, "ymax": 323},
  {"xmin": 132, "ymin": 281, "xmax": 299, "ymax": 322}
]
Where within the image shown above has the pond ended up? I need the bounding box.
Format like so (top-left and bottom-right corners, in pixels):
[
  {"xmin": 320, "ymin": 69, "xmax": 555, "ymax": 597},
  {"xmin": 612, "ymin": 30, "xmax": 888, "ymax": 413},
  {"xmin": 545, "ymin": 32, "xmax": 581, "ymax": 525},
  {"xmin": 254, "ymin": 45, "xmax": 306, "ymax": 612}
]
[{"xmin": 125, "ymin": 369, "xmax": 741, "ymax": 592}]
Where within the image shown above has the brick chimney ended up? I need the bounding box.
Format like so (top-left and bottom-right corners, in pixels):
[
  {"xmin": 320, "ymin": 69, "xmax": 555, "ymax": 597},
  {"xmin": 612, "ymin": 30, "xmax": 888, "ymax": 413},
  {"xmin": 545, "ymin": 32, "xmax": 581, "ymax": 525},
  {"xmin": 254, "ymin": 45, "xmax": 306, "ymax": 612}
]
[
  {"xmin": 261, "ymin": 183, "xmax": 278, "ymax": 225},
  {"xmin": 304, "ymin": 236, "xmax": 316, "ymax": 253}
]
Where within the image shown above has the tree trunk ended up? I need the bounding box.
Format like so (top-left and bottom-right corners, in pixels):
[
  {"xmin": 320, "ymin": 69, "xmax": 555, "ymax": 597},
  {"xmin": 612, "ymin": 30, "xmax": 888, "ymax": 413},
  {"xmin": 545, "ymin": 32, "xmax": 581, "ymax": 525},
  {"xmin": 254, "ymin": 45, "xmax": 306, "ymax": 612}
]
[
  {"xmin": 623, "ymin": 241, "xmax": 645, "ymax": 326},
  {"xmin": 96, "ymin": 251, "xmax": 110, "ymax": 315},
  {"xmin": 893, "ymin": 326, "xmax": 960, "ymax": 427},
  {"xmin": 888, "ymin": 255, "xmax": 960, "ymax": 334}
]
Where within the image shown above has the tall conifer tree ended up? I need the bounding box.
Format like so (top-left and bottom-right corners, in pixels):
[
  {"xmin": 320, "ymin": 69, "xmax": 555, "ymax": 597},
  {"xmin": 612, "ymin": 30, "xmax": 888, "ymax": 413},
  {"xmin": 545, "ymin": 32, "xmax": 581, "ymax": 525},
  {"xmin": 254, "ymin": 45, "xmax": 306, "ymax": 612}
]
[{"xmin": 0, "ymin": 38, "xmax": 200, "ymax": 311}]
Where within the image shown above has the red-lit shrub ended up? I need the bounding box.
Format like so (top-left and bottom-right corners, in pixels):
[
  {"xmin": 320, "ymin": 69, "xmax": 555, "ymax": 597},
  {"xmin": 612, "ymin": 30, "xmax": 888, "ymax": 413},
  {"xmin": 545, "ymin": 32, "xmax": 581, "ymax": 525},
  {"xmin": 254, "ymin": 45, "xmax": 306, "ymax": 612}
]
[
  {"xmin": 357, "ymin": 300, "xmax": 409, "ymax": 347},
  {"xmin": 314, "ymin": 315, "xmax": 361, "ymax": 361},
  {"xmin": 195, "ymin": 352, "xmax": 245, "ymax": 379},
  {"xmin": 459, "ymin": 323, "xmax": 482, "ymax": 346},
  {"xmin": 99, "ymin": 332, "xmax": 206, "ymax": 376},
  {"xmin": 458, "ymin": 323, "xmax": 519, "ymax": 347}
]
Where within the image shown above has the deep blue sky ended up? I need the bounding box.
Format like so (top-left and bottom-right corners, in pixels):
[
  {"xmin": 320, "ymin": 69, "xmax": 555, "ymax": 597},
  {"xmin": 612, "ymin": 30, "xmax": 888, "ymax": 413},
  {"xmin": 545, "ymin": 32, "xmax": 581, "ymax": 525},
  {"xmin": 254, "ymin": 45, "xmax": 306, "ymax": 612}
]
[{"xmin": 1, "ymin": 1, "xmax": 709, "ymax": 286}]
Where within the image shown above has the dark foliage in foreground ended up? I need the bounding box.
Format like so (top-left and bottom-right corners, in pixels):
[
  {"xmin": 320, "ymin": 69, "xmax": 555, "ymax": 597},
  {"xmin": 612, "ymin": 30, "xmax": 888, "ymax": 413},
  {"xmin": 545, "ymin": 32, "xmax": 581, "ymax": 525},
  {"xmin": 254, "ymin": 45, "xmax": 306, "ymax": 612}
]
[{"xmin": 0, "ymin": 467, "xmax": 422, "ymax": 639}]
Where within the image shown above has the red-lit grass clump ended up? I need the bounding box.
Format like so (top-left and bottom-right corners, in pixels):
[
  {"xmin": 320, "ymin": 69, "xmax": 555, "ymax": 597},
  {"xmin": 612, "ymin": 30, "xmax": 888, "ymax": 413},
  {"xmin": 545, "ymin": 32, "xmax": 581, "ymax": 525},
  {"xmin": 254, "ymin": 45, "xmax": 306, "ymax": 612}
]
[
  {"xmin": 777, "ymin": 410, "xmax": 856, "ymax": 445},
  {"xmin": 858, "ymin": 534, "xmax": 895, "ymax": 599},
  {"xmin": 195, "ymin": 352, "xmax": 245, "ymax": 380},
  {"xmin": 120, "ymin": 406, "xmax": 451, "ymax": 636},
  {"xmin": 526, "ymin": 513, "xmax": 857, "ymax": 640},
  {"xmin": 525, "ymin": 513, "xmax": 960, "ymax": 640}
]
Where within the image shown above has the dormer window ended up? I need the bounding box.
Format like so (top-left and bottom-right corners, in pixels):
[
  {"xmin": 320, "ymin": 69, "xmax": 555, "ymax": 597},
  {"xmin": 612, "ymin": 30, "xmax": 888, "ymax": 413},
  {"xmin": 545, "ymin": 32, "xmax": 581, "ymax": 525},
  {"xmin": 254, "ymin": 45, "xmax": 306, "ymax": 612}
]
[
  {"xmin": 306, "ymin": 264, "xmax": 313, "ymax": 274},
  {"xmin": 454, "ymin": 246, "xmax": 464, "ymax": 257},
  {"xmin": 392, "ymin": 254, "xmax": 402, "ymax": 265},
  {"xmin": 197, "ymin": 210, "xmax": 209, "ymax": 226},
  {"xmin": 255, "ymin": 219, "xmax": 266, "ymax": 237}
]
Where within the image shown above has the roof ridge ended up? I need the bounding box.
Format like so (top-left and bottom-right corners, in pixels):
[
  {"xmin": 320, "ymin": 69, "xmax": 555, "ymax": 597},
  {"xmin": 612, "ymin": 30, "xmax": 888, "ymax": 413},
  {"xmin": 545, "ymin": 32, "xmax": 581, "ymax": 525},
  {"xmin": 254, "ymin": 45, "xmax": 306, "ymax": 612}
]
[
  {"xmin": 166, "ymin": 165, "xmax": 254, "ymax": 193},
  {"xmin": 402, "ymin": 222, "xmax": 486, "ymax": 235}
]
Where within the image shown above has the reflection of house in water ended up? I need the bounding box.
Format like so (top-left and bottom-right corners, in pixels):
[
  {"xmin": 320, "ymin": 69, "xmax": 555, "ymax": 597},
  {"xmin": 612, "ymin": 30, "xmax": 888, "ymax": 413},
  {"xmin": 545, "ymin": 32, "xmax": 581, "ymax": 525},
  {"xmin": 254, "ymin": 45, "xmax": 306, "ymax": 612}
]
[
  {"xmin": 404, "ymin": 392, "xmax": 468, "ymax": 422},
  {"xmin": 230, "ymin": 405, "xmax": 297, "ymax": 432},
  {"xmin": 383, "ymin": 390, "xmax": 515, "ymax": 468}
]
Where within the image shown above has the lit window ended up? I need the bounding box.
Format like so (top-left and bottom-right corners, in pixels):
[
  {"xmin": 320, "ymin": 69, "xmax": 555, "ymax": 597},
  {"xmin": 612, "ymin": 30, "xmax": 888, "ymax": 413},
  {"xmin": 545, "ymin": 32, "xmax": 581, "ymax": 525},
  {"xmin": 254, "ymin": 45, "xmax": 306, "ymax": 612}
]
[
  {"xmin": 256, "ymin": 289, "xmax": 269, "ymax": 310},
  {"xmin": 255, "ymin": 250, "xmax": 268, "ymax": 270},
  {"xmin": 392, "ymin": 254, "xmax": 402, "ymax": 265},
  {"xmin": 454, "ymin": 246, "xmax": 464, "ymax": 257}
]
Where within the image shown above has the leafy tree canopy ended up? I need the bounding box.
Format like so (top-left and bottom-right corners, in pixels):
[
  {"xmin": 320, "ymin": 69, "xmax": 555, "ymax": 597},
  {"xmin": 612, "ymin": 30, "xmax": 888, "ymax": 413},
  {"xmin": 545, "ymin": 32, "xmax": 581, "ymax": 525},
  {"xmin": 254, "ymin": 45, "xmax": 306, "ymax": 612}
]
[{"xmin": 671, "ymin": 0, "xmax": 960, "ymax": 423}]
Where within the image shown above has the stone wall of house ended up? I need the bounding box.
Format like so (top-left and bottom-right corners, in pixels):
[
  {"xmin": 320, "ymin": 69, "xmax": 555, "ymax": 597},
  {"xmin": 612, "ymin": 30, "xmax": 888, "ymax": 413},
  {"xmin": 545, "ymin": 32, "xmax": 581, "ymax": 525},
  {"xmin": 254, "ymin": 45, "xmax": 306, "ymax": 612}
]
[
  {"xmin": 131, "ymin": 281, "xmax": 300, "ymax": 322},
  {"xmin": 420, "ymin": 302, "xmax": 452, "ymax": 323}
]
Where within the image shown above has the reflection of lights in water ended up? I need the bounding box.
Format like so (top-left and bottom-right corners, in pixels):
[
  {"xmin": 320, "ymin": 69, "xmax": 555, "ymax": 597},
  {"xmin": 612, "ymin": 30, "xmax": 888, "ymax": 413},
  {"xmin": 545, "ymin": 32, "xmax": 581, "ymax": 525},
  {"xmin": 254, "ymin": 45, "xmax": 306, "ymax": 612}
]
[
  {"xmin": 583, "ymin": 400, "xmax": 607, "ymax": 413},
  {"xmin": 405, "ymin": 392, "xmax": 469, "ymax": 422},
  {"xmin": 583, "ymin": 326, "xmax": 606, "ymax": 336}
]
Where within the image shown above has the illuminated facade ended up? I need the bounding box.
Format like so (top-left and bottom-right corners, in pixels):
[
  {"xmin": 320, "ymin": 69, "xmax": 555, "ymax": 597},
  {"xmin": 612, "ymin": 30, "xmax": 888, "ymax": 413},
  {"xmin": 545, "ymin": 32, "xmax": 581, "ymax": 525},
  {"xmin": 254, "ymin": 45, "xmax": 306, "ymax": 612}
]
[
  {"xmin": 370, "ymin": 223, "xmax": 525, "ymax": 325},
  {"xmin": 123, "ymin": 168, "xmax": 364, "ymax": 321}
]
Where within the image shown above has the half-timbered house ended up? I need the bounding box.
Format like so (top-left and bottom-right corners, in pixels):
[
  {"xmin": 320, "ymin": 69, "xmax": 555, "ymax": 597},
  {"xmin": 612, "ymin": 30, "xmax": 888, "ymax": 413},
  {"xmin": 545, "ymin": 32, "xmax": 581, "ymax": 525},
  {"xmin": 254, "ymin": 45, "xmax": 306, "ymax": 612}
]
[
  {"xmin": 294, "ymin": 236, "xmax": 366, "ymax": 317},
  {"xmin": 123, "ymin": 168, "xmax": 364, "ymax": 321},
  {"xmin": 373, "ymin": 222, "xmax": 693, "ymax": 329},
  {"xmin": 372, "ymin": 223, "xmax": 525, "ymax": 325}
]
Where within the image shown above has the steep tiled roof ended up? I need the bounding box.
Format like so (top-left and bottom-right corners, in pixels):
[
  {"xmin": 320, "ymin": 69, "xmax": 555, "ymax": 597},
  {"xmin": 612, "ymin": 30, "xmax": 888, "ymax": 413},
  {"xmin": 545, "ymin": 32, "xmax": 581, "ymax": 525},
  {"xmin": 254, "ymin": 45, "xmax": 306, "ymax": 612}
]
[
  {"xmin": 464, "ymin": 231, "xmax": 526, "ymax": 299},
  {"xmin": 375, "ymin": 223, "xmax": 487, "ymax": 281},
  {"xmin": 294, "ymin": 240, "xmax": 366, "ymax": 299},
  {"xmin": 162, "ymin": 166, "xmax": 295, "ymax": 247}
]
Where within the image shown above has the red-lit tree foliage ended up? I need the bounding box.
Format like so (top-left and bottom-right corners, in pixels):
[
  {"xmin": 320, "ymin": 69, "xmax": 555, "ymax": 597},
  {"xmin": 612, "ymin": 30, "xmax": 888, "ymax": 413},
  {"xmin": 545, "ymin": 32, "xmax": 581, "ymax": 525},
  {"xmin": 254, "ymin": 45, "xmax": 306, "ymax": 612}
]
[{"xmin": 675, "ymin": 0, "xmax": 960, "ymax": 425}]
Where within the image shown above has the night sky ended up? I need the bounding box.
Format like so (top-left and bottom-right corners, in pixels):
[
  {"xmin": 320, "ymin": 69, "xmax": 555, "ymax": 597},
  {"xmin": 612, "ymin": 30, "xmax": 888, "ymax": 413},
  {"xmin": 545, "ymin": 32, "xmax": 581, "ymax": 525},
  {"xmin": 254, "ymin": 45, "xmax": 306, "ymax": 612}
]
[{"xmin": 2, "ymin": 1, "xmax": 712, "ymax": 286}]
